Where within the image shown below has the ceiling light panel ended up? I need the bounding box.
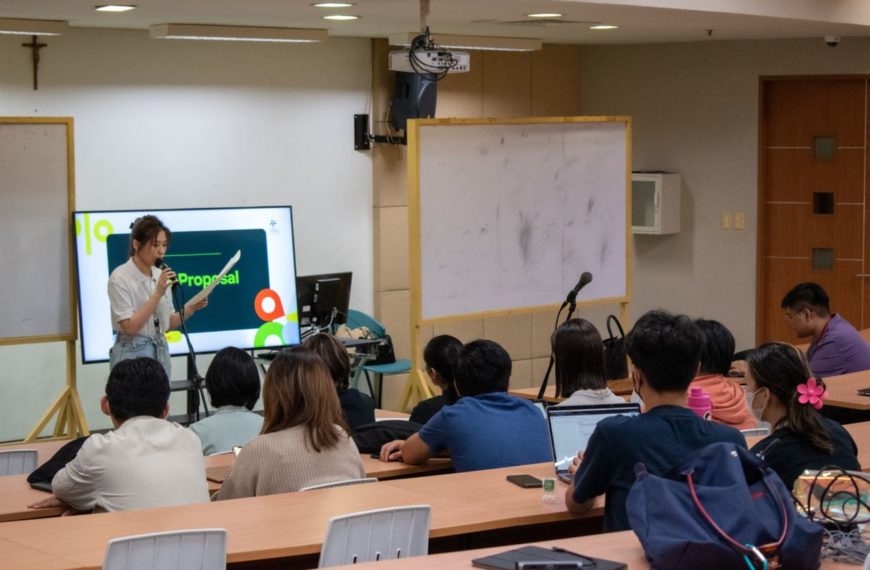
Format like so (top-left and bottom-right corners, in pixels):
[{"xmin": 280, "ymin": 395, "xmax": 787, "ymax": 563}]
[
  {"xmin": 150, "ymin": 24, "xmax": 328, "ymax": 43},
  {"xmin": 0, "ymin": 18, "xmax": 69, "ymax": 36},
  {"xmin": 95, "ymin": 5, "xmax": 137, "ymax": 12}
]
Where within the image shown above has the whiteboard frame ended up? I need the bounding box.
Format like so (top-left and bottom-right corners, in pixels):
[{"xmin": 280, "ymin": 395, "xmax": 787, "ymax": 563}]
[
  {"xmin": 0, "ymin": 117, "xmax": 77, "ymax": 345},
  {"xmin": 401, "ymin": 116, "xmax": 632, "ymax": 409}
]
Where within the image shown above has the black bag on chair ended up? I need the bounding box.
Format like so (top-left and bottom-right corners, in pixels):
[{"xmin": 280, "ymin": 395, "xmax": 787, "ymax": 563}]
[
  {"xmin": 369, "ymin": 334, "xmax": 397, "ymax": 365},
  {"xmin": 603, "ymin": 315, "xmax": 628, "ymax": 380}
]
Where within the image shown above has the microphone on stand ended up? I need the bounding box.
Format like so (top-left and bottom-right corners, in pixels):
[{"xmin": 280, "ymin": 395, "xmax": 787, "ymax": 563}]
[{"xmin": 565, "ymin": 271, "xmax": 593, "ymax": 305}]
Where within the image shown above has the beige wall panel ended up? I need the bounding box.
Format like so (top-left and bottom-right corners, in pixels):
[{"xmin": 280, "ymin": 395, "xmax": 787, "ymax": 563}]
[
  {"xmin": 376, "ymin": 206, "xmax": 410, "ymax": 291},
  {"xmin": 532, "ymin": 45, "xmax": 582, "ymax": 117},
  {"xmin": 531, "ymin": 310, "xmax": 555, "ymax": 359},
  {"xmin": 482, "ymin": 51, "xmax": 532, "ymax": 117},
  {"xmin": 379, "ymin": 372, "xmax": 409, "ymax": 411},
  {"xmin": 438, "ymin": 59, "xmax": 485, "ymax": 118},
  {"xmin": 530, "ymin": 356, "xmax": 551, "ymax": 390},
  {"xmin": 377, "ymin": 289, "xmax": 411, "ymax": 359},
  {"xmin": 483, "ymin": 313, "xmax": 533, "ymax": 361},
  {"xmin": 510, "ymin": 358, "xmax": 534, "ymax": 389},
  {"xmin": 433, "ymin": 318, "xmax": 485, "ymax": 343},
  {"xmin": 373, "ymin": 144, "xmax": 408, "ymax": 208}
]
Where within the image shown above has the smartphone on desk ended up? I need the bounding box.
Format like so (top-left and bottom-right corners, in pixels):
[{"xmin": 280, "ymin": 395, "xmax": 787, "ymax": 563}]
[
  {"xmin": 506, "ymin": 474, "xmax": 543, "ymax": 488},
  {"xmin": 858, "ymin": 388, "xmax": 870, "ymax": 397}
]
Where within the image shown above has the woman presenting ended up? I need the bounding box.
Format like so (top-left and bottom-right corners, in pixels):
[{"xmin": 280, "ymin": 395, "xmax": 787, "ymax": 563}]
[{"xmin": 107, "ymin": 215, "xmax": 208, "ymax": 377}]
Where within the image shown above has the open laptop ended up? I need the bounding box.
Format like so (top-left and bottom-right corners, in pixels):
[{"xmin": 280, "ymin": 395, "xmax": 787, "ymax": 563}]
[{"xmin": 547, "ymin": 403, "xmax": 641, "ymax": 483}]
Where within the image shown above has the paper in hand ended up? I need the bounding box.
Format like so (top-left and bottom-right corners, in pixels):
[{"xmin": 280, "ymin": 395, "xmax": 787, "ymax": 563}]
[{"xmin": 188, "ymin": 249, "xmax": 241, "ymax": 306}]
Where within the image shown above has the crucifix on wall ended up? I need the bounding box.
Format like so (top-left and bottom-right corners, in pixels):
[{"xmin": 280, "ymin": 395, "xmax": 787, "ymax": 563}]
[{"xmin": 22, "ymin": 35, "xmax": 47, "ymax": 90}]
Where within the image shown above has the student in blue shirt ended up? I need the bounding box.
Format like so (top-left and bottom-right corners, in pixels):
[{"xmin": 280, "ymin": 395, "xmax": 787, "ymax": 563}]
[
  {"xmin": 189, "ymin": 347, "xmax": 263, "ymax": 455},
  {"xmin": 565, "ymin": 310, "xmax": 745, "ymax": 532},
  {"xmin": 379, "ymin": 339, "xmax": 552, "ymax": 472}
]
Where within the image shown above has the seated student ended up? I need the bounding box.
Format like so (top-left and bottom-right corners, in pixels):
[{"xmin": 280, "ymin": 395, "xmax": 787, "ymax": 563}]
[
  {"xmin": 690, "ymin": 319, "xmax": 755, "ymax": 430},
  {"xmin": 215, "ymin": 348, "xmax": 364, "ymax": 499},
  {"xmin": 189, "ymin": 347, "xmax": 264, "ymax": 455},
  {"xmin": 303, "ymin": 333, "xmax": 375, "ymax": 431},
  {"xmin": 781, "ymin": 282, "xmax": 870, "ymax": 377},
  {"xmin": 565, "ymin": 310, "xmax": 745, "ymax": 532},
  {"xmin": 551, "ymin": 318, "xmax": 624, "ymax": 406},
  {"xmin": 29, "ymin": 358, "xmax": 209, "ymax": 513},
  {"xmin": 379, "ymin": 339, "xmax": 552, "ymax": 472},
  {"xmin": 746, "ymin": 342, "xmax": 859, "ymax": 489},
  {"xmin": 409, "ymin": 335, "xmax": 463, "ymax": 424}
]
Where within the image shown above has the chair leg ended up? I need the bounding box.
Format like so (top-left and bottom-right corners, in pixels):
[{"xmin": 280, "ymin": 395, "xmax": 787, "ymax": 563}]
[
  {"xmin": 376, "ymin": 373, "xmax": 383, "ymax": 409},
  {"xmin": 363, "ymin": 370, "xmax": 376, "ymax": 404}
]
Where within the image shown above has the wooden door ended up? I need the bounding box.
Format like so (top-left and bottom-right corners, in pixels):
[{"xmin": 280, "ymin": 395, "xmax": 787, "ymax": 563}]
[{"xmin": 759, "ymin": 77, "xmax": 866, "ymax": 344}]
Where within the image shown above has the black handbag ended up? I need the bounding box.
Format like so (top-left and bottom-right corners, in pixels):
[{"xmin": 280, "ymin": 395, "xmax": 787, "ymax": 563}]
[
  {"xmin": 603, "ymin": 315, "xmax": 628, "ymax": 380},
  {"xmin": 369, "ymin": 334, "xmax": 397, "ymax": 365}
]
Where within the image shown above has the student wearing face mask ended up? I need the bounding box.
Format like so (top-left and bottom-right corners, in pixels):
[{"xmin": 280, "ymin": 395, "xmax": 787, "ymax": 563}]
[{"xmin": 746, "ymin": 342, "xmax": 859, "ymax": 489}]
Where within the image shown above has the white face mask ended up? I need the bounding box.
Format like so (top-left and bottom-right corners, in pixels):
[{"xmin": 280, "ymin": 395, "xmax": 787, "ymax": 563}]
[{"xmin": 746, "ymin": 388, "xmax": 767, "ymax": 423}]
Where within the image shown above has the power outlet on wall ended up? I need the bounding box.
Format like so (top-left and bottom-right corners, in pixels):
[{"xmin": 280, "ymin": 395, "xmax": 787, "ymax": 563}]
[
  {"xmin": 720, "ymin": 212, "xmax": 732, "ymax": 230},
  {"xmin": 735, "ymin": 212, "xmax": 745, "ymax": 230}
]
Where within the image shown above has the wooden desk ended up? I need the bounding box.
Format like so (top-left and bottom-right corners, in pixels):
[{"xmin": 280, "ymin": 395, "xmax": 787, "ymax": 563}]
[
  {"xmin": 822, "ymin": 370, "xmax": 870, "ymax": 411},
  {"xmin": 327, "ymin": 530, "xmax": 856, "ymax": 570},
  {"xmin": 0, "ymin": 462, "xmax": 595, "ymax": 569},
  {"xmin": 0, "ymin": 537, "xmax": 81, "ymax": 570},
  {"xmin": 510, "ymin": 379, "xmax": 633, "ymax": 403}
]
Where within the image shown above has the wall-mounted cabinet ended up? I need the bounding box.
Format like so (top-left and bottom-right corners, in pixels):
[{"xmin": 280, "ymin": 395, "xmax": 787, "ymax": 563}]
[{"xmin": 631, "ymin": 172, "xmax": 681, "ymax": 235}]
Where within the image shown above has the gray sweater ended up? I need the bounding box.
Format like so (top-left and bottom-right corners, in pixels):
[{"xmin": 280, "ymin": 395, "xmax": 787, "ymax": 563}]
[{"xmin": 215, "ymin": 424, "xmax": 365, "ymax": 500}]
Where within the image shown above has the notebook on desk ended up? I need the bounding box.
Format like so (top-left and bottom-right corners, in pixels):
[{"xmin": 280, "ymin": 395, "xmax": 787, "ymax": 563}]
[
  {"xmin": 547, "ymin": 403, "xmax": 640, "ymax": 483},
  {"xmin": 472, "ymin": 545, "xmax": 626, "ymax": 570}
]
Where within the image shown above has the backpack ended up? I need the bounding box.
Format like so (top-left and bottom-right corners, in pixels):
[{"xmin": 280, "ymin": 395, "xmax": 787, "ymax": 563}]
[
  {"xmin": 351, "ymin": 420, "xmax": 423, "ymax": 453},
  {"xmin": 627, "ymin": 442, "xmax": 823, "ymax": 570}
]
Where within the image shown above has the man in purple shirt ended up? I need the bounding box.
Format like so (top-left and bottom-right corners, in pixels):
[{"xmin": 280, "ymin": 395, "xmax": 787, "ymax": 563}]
[{"xmin": 781, "ymin": 282, "xmax": 870, "ymax": 377}]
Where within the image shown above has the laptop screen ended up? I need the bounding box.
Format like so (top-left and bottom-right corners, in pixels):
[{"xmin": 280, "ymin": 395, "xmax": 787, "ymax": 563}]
[{"xmin": 547, "ymin": 403, "xmax": 641, "ymax": 474}]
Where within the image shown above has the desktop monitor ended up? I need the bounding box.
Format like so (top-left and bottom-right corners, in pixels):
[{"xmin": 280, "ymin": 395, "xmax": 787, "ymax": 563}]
[{"xmin": 296, "ymin": 272, "xmax": 352, "ymax": 328}]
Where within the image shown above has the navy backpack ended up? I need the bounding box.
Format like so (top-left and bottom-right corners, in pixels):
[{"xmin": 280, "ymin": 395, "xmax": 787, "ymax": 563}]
[{"xmin": 627, "ymin": 442, "xmax": 823, "ymax": 569}]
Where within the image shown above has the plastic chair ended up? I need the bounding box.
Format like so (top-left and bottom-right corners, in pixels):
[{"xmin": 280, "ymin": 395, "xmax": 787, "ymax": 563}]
[
  {"xmin": 0, "ymin": 449, "xmax": 37, "ymax": 476},
  {"xmin": 346, "ymin": 309, "xmax": 412, "ymax": 408},
  {"xmin": 318, "ymin": 505, "xmax": 431, "ymax": 568},
  {"xmin": 103, "ymin": 529, "xmax": 227, "ymax": 570},
  {"xmin": 300, "ymin": 478, "xmax": 378, "ymax": 492}
]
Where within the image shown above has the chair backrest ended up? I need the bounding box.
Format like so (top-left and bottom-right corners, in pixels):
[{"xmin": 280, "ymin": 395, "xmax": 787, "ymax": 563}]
[
  {"xmin": 346, "ymin": 309, "xmax": 386, "ymax": 338},
  {"xmin": 103, "ymin": 529, "xmax": 227, "ymax": 570},
  {"xmin": 300, "ymin": 478, "xmax": 378, "ymax": 492},
  {"xmin": 318, "ymin": 505, "xmax": 430, "ymax": 568},
  {"xmin": 0, "ymin": 449, "xmax": 37, "ymax": 476}
]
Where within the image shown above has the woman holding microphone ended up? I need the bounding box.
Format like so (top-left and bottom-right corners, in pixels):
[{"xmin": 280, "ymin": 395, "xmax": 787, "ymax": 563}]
[{"xmin": 107, "ymin": 215, "xmax": 208, "ymax": 377}]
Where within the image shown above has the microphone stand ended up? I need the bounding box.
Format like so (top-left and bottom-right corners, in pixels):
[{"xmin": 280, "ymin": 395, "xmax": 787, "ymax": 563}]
[
  {"xmin": 171, "ymin": 285, "xmax": 210, "ymax": 423},
  {"xmin": 536, "ymin": 294, "xmax": 579, "ymax": 400}
]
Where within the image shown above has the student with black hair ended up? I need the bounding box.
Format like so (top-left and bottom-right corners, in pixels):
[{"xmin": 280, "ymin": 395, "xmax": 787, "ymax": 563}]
[
  {"xmin": 189, "ymin": 347, "xmax": 264, "ymax": 455},
  {"xmin": 746, "ymin": 342, "xmax": 859, "ymax": 489},
  {"xmin": 409, "ymin": 335, "xmax": 463, "ymax": 424},
  {"xmin": 781, "ymin": 282, "xmax": 870, "ymax": 377},
  {"xmin": 379, "ymin": 339, "xmax": 551, "ymax": 472},
  {"xmin": 565, "ymin": 310, "xmax": 745, "ymax": 532},
  {"xmin": 551, "ymin": 319, "xmax": 623, "ymax": 406},
  {"xmin": 29, "ymin": 358, "xmax": 208, "ymax": 513},
  {"xmin": 303, "ymin": 333, "xmax": 374, "ymax": 431},
  {"xmin": 690, "ymin": 319, "xmax": 754, "ymax": 429}
]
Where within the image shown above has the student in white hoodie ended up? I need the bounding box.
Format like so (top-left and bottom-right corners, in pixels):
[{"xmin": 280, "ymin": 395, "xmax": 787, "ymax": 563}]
[{"xmin": 552, "ymin": 319, "xmax": 624, "ymax": 407}]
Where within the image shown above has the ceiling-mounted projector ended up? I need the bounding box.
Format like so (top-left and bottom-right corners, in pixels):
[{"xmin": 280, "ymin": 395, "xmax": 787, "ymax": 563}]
[{"xmin": 388, "ymin": 49, "xmax": 470, "ymax": 74}]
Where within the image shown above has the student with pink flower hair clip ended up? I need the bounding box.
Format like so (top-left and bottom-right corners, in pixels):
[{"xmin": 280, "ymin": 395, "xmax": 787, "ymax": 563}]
[{"xmin": 746, "ymin": 342, "xmax": 859, "ymax": 489}]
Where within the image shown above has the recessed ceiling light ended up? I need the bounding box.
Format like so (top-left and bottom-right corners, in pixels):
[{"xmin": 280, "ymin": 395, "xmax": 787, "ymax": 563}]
[
  {"xmin": 323, "ymin": 14, "xmax": 359, "ymax": 21},
  {"xmin": 589, "ymin": 24, "xmax": 619, "ymax": 30},
  {"xmin": 527, "ymin": 13, "xmax": 562, "ymax": 18},
  {"xmin": 313, "ymin": 2, "xmax": 355, "ymax": 7},
  {"xmin": 95, "ymin": 5, "xmax": 137, "ymax": 12}
]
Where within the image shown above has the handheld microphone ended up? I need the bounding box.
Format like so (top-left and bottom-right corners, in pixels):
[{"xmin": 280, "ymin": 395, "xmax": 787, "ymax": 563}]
[
  {"xmin": 155, "ymin": 258, "xmax": 178, "ymax": 290},
  {"xmin": 565, "ymin": 272, "xmax": 593, "ymax": 304}
]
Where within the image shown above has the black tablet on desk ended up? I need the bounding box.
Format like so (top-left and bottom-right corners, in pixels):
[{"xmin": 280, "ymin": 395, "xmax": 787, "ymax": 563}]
[{"xmin": 472, "ymin": 546, "xmax": 626, "ymax": 570}]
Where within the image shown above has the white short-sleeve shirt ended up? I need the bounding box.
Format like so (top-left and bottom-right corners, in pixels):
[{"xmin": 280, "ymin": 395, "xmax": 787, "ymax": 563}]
[{"xmin": 107, "ymin": 258, "xmax": 174, "ymax": 337}]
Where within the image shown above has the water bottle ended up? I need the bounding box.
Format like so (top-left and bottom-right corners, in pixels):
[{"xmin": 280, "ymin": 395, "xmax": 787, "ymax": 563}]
[{"xmin": 687, "ymin": 386, "xmax": 713, "ymax": 420}]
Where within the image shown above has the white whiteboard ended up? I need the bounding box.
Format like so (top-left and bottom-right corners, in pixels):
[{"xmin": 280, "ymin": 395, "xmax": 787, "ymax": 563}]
[
  {"xmin": 0, "ymin": 120, "xmax": 75, "ymax": 341},
  {"xmin": 414, "ymin": 119, "xmax": 629, "ymax": 321}
]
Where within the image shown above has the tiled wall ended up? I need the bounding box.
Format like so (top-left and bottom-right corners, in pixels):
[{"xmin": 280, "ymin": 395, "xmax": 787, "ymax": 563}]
[{"xmin": 371, "ymin": 40, "xmax": 584, "ymax": 410}]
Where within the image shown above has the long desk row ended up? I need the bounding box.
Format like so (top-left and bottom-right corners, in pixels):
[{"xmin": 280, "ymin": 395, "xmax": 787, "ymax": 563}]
[
  {"xmin": 512, "ymin": 368, "xmax": 870, "ymax": 412},
  {"xmin": 0, "ymin": 462, "xmax": 595, "ymax": 569}
]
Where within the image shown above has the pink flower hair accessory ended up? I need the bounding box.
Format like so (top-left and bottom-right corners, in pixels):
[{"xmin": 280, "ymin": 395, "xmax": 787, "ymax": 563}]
[{"xmin": 797, "ymin": 377, "xmax": 828, "ymax": 410}]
